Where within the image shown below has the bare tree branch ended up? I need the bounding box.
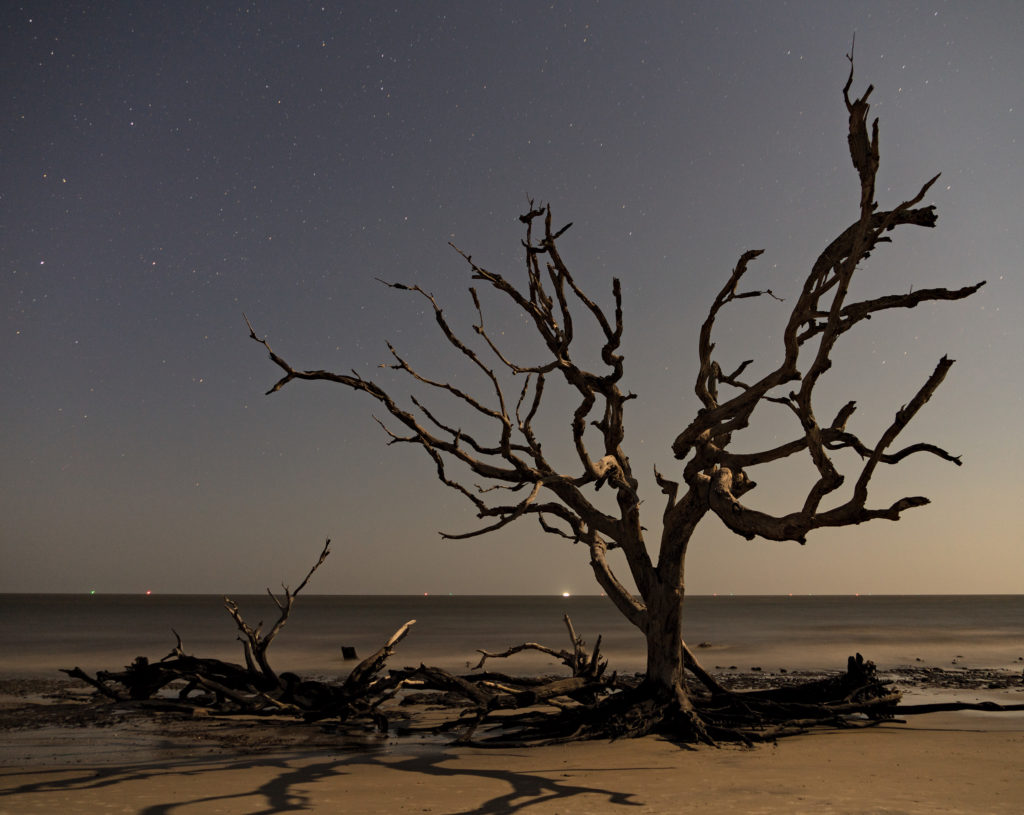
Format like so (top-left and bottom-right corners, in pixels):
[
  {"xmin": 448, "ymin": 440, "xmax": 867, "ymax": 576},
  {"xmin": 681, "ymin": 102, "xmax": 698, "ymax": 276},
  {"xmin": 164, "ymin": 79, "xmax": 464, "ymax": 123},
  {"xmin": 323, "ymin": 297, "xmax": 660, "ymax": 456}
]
[
  {"xmin": 244, "ymin": 62, "xmax": 983, "ymax": 732},
  {"xmin": 223, "ymin": 538, "xmax": 331, "ymax": 685}
]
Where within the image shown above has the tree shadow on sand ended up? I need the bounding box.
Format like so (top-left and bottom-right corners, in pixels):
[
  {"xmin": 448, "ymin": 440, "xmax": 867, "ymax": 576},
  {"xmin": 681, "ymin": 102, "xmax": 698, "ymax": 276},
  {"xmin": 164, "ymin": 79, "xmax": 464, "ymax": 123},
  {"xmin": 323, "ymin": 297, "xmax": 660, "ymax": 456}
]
[{"xmin": 1, "ymin": 745, "xmax": 652, "ymax": 814}]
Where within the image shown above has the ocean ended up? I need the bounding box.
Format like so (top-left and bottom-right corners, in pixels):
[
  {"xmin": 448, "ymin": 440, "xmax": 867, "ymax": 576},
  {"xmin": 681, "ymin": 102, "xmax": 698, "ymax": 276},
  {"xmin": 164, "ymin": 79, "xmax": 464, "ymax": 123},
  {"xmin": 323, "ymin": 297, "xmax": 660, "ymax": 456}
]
[{"xmin": 1, "ymin": 594, "xmax": 1021, "ymax": 681}]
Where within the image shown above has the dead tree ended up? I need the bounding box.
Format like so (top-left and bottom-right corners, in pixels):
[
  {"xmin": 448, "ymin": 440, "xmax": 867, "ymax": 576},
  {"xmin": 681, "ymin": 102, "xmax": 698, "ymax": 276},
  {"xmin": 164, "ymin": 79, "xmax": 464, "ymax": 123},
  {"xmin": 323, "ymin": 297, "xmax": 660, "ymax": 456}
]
[
  {"xmin": 222, "ymin": 537, "xmax": 330, "ymax": 688},
  {"xmin": 62, "ymin": 540, "xmax": 420, "ymax": 728},
  {"xmin": 246, "ymin": 59, "xmax": 984, "ymax": 742},
  {"xmin": 62, "ymin": 547, "xmax": 1022, "ymax": 745}
]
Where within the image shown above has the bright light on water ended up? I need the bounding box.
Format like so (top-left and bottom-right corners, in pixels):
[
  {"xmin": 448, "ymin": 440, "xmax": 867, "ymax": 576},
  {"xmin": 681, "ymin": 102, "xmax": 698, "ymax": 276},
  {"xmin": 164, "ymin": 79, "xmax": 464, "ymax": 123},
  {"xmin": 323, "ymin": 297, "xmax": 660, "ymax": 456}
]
[{"xmin": 562, "ymin": 592, "xmax": 570, "ymax": 597}]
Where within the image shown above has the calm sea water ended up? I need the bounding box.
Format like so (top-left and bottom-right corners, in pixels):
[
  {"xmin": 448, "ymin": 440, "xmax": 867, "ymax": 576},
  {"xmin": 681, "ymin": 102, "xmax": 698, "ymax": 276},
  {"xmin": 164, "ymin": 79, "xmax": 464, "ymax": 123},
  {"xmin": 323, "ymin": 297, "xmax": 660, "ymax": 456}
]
[{"xmin": 0, "ymin": 594, "xmax": 1021, "ymax": 680}]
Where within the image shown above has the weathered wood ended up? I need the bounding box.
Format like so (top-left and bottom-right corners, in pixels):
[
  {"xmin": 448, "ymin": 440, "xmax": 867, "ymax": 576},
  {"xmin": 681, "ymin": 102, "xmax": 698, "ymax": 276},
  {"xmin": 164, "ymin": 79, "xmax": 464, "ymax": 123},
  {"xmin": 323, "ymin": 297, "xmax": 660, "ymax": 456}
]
[
  {"xmin": 63, "ymin": 593, "xmax": 1016, "ymax": 746},
  {"xmin": 344, "ymin": 620, "xmax": 415, "ymax": 686},
  {"xmin": 60, "ymin": 666, "xmax": 125, "ymax": 701},
  {"xmin": 223, "ymin": 538, "xmax": 331, "ymax": 688},
  {"xmin": 62, "ymin": 58, "xmax": 997, "ymax": 748},
  {"xmin": 243, "ymin": 58, "xmax": 984, "ymax": 744},
  {"xmin": 472, "ymin": 614, "xmax": 606, "ymax": 680}
]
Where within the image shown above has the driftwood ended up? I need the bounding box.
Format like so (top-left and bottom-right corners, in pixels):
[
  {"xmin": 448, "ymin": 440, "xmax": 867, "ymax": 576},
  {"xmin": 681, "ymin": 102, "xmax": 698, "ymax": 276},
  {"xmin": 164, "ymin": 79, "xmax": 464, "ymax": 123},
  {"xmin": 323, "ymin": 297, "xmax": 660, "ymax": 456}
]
[
  {"xmin": 222, "ymin": 538, "xmax": 331, "ymax": 687},
  {"xmin": 67, "ymin": 640, "xmax": 1020, "ymax": 746},
  {"xmin": 62, "ymin": 541, "xmax": 412, "ymax": 728},
  {"xmin": 472, "ymin": 614, "xmax": 607, "ymax": 680},
  {"xmin": 63, "ymin": 544, "xmax": 1022, "ymax": 746}
]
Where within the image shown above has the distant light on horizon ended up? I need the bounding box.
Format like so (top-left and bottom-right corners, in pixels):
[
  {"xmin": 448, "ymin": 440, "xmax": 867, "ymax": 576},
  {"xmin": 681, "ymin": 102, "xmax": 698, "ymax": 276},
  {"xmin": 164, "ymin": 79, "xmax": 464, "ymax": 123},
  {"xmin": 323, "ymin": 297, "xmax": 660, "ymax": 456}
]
[{"xmin": 562, "ymin": 592, "xmax": 571, "ymax": 597}]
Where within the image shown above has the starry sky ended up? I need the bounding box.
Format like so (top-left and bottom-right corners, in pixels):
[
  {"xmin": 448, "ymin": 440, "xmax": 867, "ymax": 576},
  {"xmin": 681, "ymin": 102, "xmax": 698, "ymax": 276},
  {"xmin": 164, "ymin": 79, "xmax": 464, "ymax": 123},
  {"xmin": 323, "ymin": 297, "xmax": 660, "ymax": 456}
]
[{"xmin": 2, "ymin": 1, "xmax": 1021, "ymax": 596}]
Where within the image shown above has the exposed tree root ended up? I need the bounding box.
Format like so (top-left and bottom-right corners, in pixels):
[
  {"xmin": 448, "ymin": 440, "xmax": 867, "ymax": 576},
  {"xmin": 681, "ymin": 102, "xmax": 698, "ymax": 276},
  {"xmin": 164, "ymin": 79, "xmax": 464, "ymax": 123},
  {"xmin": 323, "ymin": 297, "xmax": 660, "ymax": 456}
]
[
  {"xmin": 62, "ymin": 602, "xmax": 924, "ymax": 748},
  {"xmin": 61, "ymin": 545, "xmax": 1022, "ymax": 746},
  {"xmin": 63, "ymin": 619, "xmax": 1021, "ymax": 747},
  {"xmin": 404, "ymin": 654, "xmax": 904, "ymax": 748}
]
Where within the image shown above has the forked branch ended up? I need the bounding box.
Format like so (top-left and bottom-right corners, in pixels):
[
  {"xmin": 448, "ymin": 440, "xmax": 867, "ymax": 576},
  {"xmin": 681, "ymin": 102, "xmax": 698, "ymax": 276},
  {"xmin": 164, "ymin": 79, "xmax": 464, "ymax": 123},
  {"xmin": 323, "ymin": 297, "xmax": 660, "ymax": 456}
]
[
  {"xmin": 224, "ymin": 538, "xmax": 331, "ymax": 685},
  {"xmin": 667, "ymin": 63, "xmax": 984, "ymax": 551}
]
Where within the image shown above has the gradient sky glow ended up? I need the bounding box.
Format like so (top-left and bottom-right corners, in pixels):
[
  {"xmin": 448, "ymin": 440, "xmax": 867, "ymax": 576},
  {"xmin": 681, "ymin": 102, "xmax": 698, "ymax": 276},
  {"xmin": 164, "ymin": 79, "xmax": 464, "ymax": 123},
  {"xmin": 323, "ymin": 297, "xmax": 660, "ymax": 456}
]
[{"xmin": 2, "ymin": 1, "xmax": 1021, "ymax": 595}]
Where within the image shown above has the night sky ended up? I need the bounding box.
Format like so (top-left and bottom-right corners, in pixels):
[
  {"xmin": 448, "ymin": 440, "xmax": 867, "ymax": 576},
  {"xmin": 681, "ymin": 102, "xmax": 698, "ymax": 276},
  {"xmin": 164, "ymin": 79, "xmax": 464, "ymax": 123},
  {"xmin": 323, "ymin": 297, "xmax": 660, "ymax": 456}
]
[{"xmin": 3, "ymin": 2, "xmax": 1021, "ymax": 595}]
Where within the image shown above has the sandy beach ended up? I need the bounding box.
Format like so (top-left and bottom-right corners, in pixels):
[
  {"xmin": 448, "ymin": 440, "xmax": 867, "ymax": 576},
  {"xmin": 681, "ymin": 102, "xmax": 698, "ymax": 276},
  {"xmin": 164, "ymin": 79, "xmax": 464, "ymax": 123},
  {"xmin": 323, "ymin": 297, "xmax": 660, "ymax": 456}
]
[{"xmin": 2, "ymin": 681, "xmax": 1022, "ymax": 814}]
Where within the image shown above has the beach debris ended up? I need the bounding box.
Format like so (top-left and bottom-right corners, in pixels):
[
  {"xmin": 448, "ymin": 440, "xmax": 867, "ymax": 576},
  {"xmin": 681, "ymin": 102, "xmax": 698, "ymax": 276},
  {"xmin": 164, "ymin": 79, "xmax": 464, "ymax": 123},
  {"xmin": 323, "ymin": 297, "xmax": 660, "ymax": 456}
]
[
  {"xmin": 48, "ymin": 538, "xmax": 1024, "ymax": 748},
  {"xmin": 471, "ymin": 615, "xmax": 607, "ymax": 680},
  {"xmin": 63, "ymin": 541, "xmax": 414, "ymax": 729}
]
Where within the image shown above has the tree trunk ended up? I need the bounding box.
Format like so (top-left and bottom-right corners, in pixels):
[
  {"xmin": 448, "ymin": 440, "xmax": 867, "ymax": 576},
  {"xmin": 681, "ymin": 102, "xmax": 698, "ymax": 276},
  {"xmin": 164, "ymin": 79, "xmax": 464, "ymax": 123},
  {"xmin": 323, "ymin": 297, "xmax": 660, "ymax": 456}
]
[
  {"xmin": 643, "ymin": 579, "xmax": 686, "ymax": 695},
  {"xmin": 637, "ymin": 577, "xmax": 716, "ymax": 743}
]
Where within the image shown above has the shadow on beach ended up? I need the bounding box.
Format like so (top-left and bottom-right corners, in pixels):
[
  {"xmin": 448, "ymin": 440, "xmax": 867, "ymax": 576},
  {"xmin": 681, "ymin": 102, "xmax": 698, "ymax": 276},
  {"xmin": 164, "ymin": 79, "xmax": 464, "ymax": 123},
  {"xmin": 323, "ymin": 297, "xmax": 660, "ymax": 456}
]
[
  {"xmin": 2, "ymin": 738, "xmax": 652, "ymax": 815},
  {"xmin": 2, "ymin": 671, "xmax": 1022, "ymax": 814},
  {"xmin": 4, "ymin": 711, "xmax": 1024, "ymax": 814}
]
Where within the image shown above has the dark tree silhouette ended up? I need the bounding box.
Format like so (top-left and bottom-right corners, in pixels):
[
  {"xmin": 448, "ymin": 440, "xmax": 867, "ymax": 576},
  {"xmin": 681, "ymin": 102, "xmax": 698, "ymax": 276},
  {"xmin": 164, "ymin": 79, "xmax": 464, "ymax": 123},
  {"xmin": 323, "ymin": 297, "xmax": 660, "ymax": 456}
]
[{"xmin": 244, "ymin": 60, "xmax": 985, "ymax": 741}]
